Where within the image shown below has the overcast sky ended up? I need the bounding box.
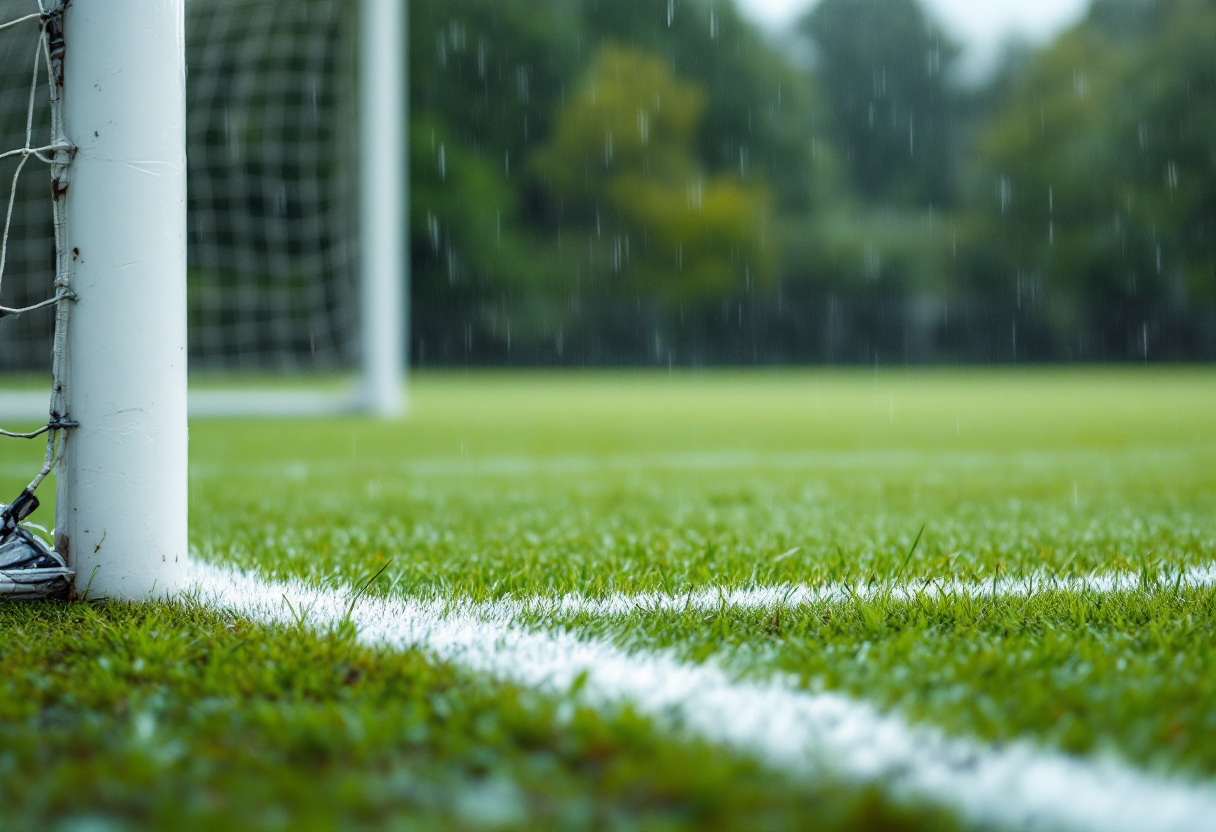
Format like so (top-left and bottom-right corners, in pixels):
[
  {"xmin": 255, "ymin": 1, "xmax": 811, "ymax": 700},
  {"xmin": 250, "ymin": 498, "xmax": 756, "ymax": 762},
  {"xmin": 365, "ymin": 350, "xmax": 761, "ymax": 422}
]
[{"xmin": 737, "ymin": 0, "xmax": 1092, "ymax": 76}]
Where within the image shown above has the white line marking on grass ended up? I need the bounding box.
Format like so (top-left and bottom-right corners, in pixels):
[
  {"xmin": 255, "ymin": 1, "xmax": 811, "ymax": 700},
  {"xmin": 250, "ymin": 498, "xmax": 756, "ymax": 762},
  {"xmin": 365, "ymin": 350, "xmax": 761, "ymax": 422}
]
[
  {"xmin": 188, "ymin": 446, "xmax": 1207, "ymax": 480},
  {"xmin": 194, "ymin": 562, "xmax": 1216, "ymax": 832},
  {"xmin": 516, "ymin": 562, "xmax": 1216, "ymax": 620}
]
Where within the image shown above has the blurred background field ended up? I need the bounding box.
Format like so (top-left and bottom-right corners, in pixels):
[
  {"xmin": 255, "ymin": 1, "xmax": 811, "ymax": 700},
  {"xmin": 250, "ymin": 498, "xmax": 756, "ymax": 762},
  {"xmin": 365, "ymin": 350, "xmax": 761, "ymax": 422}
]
[
  {"xmin": 190, "ymin": 367, "xmax": 1216, "ymax": 459},
  {"xmin": 1, "ymin": 367, "xmax": 1193, "ymax": 597},
  {"xmin": 3, "ymin": 365, "xmax": 1216, "ymax": 827},
  {"xmin": 192, "ymin": 367, "xmax": 1216, "ymax": 779},
  {"xmin": 82, "ymin": 369, "xmax": 1216, "ymax": 780},
  {"xmin": 5, "ymin": 365, "xmax": 1213, "ymax": 602}
]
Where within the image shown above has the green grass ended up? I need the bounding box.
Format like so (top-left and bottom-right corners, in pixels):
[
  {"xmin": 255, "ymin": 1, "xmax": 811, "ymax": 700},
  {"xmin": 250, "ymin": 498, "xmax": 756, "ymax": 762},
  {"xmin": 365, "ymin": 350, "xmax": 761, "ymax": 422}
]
[
  {"xmin": 2, "ymin": 368, "xmax": 1215, "ymax": 829},
  {"xmin": 538, "ymin": 585, "xmax": 1216, "ymax": 777},
  {"xmin": 189, "ymin": 369, "xmax": 1216, "ymax": 597},
  {"xmin": 0, "ymin": 373, "xmax": 48, "ymax": 391},
  {"xmin": 0, "ymin": 601, "xmax": 948, "ymax": 832}
]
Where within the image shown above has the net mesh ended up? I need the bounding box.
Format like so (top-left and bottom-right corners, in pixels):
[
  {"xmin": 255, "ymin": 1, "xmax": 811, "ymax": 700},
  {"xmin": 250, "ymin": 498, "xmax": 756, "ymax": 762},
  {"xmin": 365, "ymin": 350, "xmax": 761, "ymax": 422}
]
[
  {"xmin": 186, "ymin": 0, "xmax": 357, "ymax": 372},
  {"xmin": 0, "ymin": 0, "xmax": 359, "ymax": 376},
  {"xmin": 0, "ymin": 0, "xmax": 72, "ymax": 504},
  {"xmin": 0, "ymin": 3, "xmax": 58, "ymax": 375}
]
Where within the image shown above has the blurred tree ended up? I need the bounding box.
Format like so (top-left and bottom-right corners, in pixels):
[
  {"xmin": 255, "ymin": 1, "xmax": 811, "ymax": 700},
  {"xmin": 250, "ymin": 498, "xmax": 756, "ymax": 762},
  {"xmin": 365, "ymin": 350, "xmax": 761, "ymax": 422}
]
[
  {"xmin": 799, "ymin": 0, "xmax": 960, "ymax": 207},
  {"xmin": 582, "ymin": 0, "xmax": 821, "ymax": 213},
  {"xmin": 1114, "ymin": 0, "xmax": 1216, "ymax": 314},
  {"xmin": 531, "ymin": 45, "xmax": 774, "ymax": 303},
  {"xmin": 408, "ymin": 0, "xmax": 581, "ymax": 360},
  {"xmin": 968, "ymin": 0, "xmax": 1216, "ymax": 359},
  {"xmin": 402, "ymin": 0, "xmax": 1216, "ymax": 365}
]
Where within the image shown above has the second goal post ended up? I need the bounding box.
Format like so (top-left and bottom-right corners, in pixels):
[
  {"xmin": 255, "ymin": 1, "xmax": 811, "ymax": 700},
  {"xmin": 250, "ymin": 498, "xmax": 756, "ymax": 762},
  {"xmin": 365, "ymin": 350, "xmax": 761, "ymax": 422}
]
[{"xmin": 186, "ymin": 0, "xmax": 408, "ymax": 418}]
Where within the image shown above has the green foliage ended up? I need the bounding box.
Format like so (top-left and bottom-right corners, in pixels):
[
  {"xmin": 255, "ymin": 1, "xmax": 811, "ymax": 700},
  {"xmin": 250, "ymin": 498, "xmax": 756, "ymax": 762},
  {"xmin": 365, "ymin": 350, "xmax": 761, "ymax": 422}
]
[
  {"xmin": 408, "ymin": 0, "xmax": 814, "ymax": 359},
  {"xmin": 1114, "ymin": 0, "xmax": 1216, "ymax": 304},
  {"xmin": 580, "ymin": 0, "xmax": 821, "ymax": 211},
  {"xmin": 532, "ymin": 46, "xmax": 774, "ymax": 302},
  {"xmin": 779, "ymin": 206, "xmax": 956, "ymax": 356},
  {"xmin": 407, "ymin": 0, "xmax": 583, "ymax": 350},
  {"xmin": 412, "ymin": 115, "xmax": 569, "ymax": 340},
  {"xmin": 800, "ymin": 0, "xmax": 961, "ymax": 206},
  {"xmin": 401, "ymin": 0, "xmax": 1216, "ymax": 363},
  {"xmin": 966, "ymin": 0, "xmax": 1216, "ymax": 350}
]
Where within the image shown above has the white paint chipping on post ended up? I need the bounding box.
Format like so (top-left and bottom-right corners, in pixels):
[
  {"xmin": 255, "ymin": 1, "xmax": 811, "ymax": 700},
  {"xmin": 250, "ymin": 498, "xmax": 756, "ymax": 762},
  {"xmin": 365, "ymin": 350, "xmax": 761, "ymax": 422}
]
[
  {"xmin": 359, "ymin": 0, "xmax": 408, "ymax": 417},
  {"xmin": 56, "ymin": 0, "xmax": 189, "ymax": 599},
  {"xmin": 194, "ymin": 563, "xmax": 1216, "ymax": 832}
]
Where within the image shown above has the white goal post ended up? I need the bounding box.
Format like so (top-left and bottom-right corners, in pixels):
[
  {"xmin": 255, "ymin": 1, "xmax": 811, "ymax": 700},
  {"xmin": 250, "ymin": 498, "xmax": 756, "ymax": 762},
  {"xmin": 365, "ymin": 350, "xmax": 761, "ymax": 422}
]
[
  {"xmin": 56, "ymin": 0, "xmax": 191, "ymax": 600},
  {"xmin": 187, "ymin": 0, "xmax": 408, "ymax": 419},
  {"xmin": 359, "ymin": 0, "xmax": 407, "ymax": 418}
]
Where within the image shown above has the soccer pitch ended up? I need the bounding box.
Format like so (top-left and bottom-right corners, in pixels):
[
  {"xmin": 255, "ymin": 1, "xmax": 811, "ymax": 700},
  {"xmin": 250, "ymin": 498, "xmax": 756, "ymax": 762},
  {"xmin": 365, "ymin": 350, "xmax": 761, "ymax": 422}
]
[{"xmin": 2, "ymin": 369, "xmax": 1216, "ymax": 830}]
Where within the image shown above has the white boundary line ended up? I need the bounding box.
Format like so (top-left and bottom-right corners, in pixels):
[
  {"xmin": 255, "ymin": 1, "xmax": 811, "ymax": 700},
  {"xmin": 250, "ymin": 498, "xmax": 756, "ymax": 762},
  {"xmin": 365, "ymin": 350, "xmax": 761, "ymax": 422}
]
[
  {"xmin": 184, "ymin": 446, "xmax": 1207, "ymax": 479},
  {"xmin": 507, "ymin": 562, "xmax": 1216, "ymax": 620},
  {"xmin": 194, "ymin": 562, "xmax": 1216, "ymax": 832}
]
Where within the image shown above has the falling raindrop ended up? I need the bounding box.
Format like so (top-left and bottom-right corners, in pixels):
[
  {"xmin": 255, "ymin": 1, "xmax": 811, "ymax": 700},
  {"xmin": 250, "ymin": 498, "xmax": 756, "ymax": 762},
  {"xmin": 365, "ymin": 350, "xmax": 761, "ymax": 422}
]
[
  {"xmin": 427, "ymin": 212, "xmax": 440, "ymax": 253},
  {"xmin": 1073, "ymin": 70, "xmax": 1089, "ymax": 99},
  {"xmin": 516, "ymin": 66, "xmax": 529, "ymax": 103},
  {"xmin": 1049, "ymin": 189, "xmax": 1055, "ymax": 244}
]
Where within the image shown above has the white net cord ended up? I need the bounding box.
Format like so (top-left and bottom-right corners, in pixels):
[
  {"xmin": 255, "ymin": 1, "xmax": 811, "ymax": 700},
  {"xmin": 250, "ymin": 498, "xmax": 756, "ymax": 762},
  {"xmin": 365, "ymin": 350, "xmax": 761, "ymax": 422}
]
[{"xmin": 0, "ymin": 1, "xmax": 75, "ymax": 596}]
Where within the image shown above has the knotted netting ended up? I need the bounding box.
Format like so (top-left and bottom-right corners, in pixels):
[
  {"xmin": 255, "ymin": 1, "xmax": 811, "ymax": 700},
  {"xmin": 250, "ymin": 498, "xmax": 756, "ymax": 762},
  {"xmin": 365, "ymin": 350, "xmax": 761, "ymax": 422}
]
[{"xmin": 0, "ymin": 0, "xmax": 360, "ymax": 378}]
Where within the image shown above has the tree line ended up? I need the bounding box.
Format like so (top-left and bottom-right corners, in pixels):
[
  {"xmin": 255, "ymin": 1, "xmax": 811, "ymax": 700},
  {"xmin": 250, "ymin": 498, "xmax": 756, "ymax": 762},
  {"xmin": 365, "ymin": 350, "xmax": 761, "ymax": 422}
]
[{"xmin": 410, "ymin": 0, "xmax": 1216, "ymax": 365}]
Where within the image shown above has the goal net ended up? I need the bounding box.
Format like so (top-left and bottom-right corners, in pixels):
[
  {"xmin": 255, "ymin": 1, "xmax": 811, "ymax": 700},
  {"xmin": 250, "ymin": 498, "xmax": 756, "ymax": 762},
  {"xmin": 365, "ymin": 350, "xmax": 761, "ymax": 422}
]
[
  {"xmin": 0, "ymin": 1, "xmax": 72, "ymax": 597},
  {"xmin": 0, "ymin": 0, "xmax": 392, "ymax": 417}
]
